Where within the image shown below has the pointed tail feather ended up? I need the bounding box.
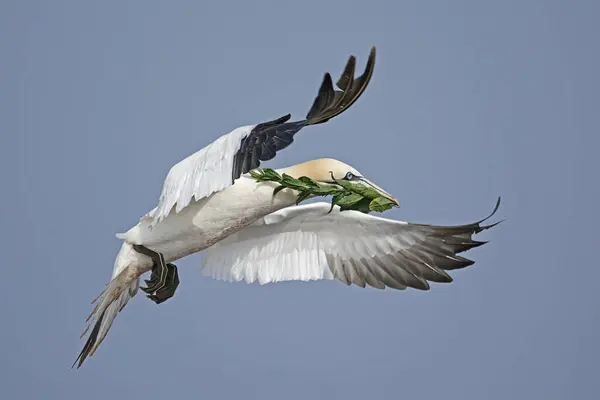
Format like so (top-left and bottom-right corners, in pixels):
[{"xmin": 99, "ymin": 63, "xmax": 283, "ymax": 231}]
[
  {"xmin": 73, "ymin": 242, "xmax": 146, "ymax": 368},
  {"xmin": 73, "ymin": 272, "xmax": 139, "ymax": 369}
]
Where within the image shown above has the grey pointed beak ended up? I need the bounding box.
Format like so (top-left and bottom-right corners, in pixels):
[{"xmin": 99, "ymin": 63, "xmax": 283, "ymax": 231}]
[{"xmin": 358, "ymin": 177, "xmax": 400, "ymax": 207}]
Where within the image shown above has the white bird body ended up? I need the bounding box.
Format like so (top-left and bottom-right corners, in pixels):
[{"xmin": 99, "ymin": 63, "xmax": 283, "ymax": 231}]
[{"xmin": 113, "ymin": 175, "xmax": 301, "ymax": 278}]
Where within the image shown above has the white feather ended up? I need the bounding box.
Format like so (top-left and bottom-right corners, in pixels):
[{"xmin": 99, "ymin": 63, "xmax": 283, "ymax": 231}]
[
  {"xmin": 199, "ymin": 202, "xmax": 425, "ymax": 287},
  {"xmin": 200, "ymin": 201, "xmax": 496, "ymax": 290},
  {"xmin": 145, "ymin": 124, "xmax": 255, "ymax": 225}
]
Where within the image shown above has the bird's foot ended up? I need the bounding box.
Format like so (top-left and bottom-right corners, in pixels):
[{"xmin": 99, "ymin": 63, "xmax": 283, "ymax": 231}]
[
  {"xmin": 143, "ymin": 262, "xmax": 179, "ymax": 304},
  {"xmin": 132, "ymin": 245, "xmax": 180, "ymax": 305}
]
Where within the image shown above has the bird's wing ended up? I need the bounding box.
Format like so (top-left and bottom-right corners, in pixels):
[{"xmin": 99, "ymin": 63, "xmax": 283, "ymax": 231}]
[
  {"xmin": 146, "ymin": 47, "xmax": 376, "ymax": 225},
  {"xmin": 200, "ymin": 199, "xmax": 501, "ymax": 289}
]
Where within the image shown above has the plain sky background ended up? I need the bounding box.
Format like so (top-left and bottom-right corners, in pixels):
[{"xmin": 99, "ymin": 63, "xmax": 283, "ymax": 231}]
[{"xmin": 1, "ymin": 1, "xmax": 599, "ymax": 399}]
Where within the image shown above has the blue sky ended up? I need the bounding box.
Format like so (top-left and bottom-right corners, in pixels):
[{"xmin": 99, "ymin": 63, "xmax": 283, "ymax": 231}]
[{"xmin": 1, "ymin": 1, "xmax": 599, "ymax": 399}]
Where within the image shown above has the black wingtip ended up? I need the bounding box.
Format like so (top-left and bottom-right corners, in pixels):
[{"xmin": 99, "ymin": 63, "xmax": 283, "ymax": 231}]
[
  {"xmin": 476, "ymin": 196, "xmax": 502, "ymax": 226},
  {"xmin": 230, "ymin": 47, "xmax": 377, "ymax": 183},
  {"xmin": 305, "ymin": 47, "xmax": 376, "ymax": 125},
  {"xmin": 481, "ymin": 219, "xmax": 505, "ymax": 231}
]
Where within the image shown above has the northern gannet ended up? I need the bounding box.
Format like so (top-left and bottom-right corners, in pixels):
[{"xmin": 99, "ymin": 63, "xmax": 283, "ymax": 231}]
[{"xmin": 74, "ymin": 47, "xmax": 501, "ymax": 368}]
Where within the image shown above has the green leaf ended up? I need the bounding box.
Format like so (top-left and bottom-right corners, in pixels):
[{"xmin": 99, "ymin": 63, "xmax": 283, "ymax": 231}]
[
  {"xmin": 329, "ymin": 179, "xmax": 383, "ymax": 199},
  {"xmin": 311, "ymin": 185, "xmax": 341, "ymax": 196},
  {"xmin": 331, "ymin": 193, "xmax": 345, "ymax": 204},
  {"xmin": 272, "ymin": 185, "xmax": 286, "ymax": 197},
  {"xmin": 369, "ymin": 197, "xmax": 396, "ymax": 213},
  {"xmin": 351, "ymin": 197, "xmax": 373, "ymax": 213},
  {"xmin": 335, "ymin": 193, "xmax": 365, "ymax": 209},
  {"xmin": 249, "ymin": 169, "xmax": 262, "ymax": 179},
  {"xmin": 281, "ymin": 174, "xmax": 306, "ymax": 185},
  {"xmin": 262, "ymin": 168, "xmax": 282, "ymax": 181},
  {"xmin": 295, "ymin": 190, "xmax": 312, "ymax": 205},
  {"xmin": 281, "ymin": 175, "xmax": 310, "ymax": 191},
  {"xmin": 346, "ymin": 183, "xmax": 381, "ymax": 199},
  {"xmin": 298, "ymin": 176, "xmax": 319, "ymax": 188},
  {"xmin": 250, "ymin": 168, "xmax": 282, "ymax": 183},
  {"xmin": 328, "ymin": 193, "xmax": 344, "ymax": 213},
  {"xmin": 331, "ymin": 178, "xmax": 355, "ymax": 191}
]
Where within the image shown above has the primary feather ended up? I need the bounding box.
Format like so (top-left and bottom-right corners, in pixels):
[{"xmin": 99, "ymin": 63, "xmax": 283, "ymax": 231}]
[{"xmin": 200, "ymin": 199, "xmax": 501, "ymax": 289}]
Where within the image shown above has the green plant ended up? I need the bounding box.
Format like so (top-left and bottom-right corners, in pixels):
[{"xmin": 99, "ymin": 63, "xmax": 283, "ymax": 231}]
[{"xmin": 249, "ymin": 168, "xmax": 396, "ymax": 213}]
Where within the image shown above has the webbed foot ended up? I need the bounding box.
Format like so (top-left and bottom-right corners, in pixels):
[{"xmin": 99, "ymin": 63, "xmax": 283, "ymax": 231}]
[{"xmin": 132, "ymin": 244, "xmax": 180, "ymax": 304}]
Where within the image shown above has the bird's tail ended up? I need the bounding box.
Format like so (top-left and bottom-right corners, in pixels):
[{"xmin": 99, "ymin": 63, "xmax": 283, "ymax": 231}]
[
  {"xmin": 305, "ymin": 46, "xmax": 376, "ymax": 126},
  {"xmin": 73, "ymin": 242, "xmax": 142, "ymax": 369}
]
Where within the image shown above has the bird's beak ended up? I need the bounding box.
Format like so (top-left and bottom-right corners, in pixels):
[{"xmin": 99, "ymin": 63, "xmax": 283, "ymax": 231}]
[{"xmin": 358, "ymin": 177, "xmax": 400, "ymax": 207}]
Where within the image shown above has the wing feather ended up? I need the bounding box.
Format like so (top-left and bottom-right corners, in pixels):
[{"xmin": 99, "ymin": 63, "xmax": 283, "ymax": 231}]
[
  {"xmin": 200, "ymin": 200, "xmax": 501, "ymax": 290},
  {"xmin": 145, "ymin": 48, "xmax": 377, "ymax": 225},
  {"xmin": 146, "ymin": 126, "xmax": 254, "ymax": 225}
]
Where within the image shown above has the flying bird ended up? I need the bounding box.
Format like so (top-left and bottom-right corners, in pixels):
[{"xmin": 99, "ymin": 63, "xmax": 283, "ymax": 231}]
[{"xmin": 74, "ymin": 47, "xmax": 501, "ymax": 368}]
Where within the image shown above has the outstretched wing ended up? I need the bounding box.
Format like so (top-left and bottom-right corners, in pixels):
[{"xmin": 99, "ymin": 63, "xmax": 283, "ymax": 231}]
[
  {"xmin": 146, "ymin": 47, "xmax": 377, "ymax": 225},
  {"xmin": 231, "ymin": 46, "xmax": 376, "ymax": 178},
  {"xmin": 200, "ymin": 199, "xmax": 501, "ymax": 289}
]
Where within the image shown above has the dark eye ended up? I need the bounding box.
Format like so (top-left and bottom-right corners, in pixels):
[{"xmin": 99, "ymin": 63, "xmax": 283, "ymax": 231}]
[{"xmin": 344, "ymin": 172, "xmax": 355, "ymax": 180}]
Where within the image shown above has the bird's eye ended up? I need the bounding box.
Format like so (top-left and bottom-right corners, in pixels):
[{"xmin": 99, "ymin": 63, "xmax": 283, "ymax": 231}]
[{"xmin": 345, "ymin": 172, "xmax": 354, "ymax": 180}]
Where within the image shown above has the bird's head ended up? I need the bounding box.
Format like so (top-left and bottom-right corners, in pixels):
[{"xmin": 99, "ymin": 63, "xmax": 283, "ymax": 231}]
[{"xmin": 279, "ymin": 158, "xmax": 400, "ymax": 207}]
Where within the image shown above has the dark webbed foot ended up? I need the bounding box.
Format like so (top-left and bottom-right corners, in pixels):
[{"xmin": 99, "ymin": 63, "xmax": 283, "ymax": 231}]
[
  {"xmin": 132, "ymin": 244, "xmax": 180, "ymax": 305},
  {"xmin": 145, "ymin": 263, "xmax": 179, "ymax": 304}
]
